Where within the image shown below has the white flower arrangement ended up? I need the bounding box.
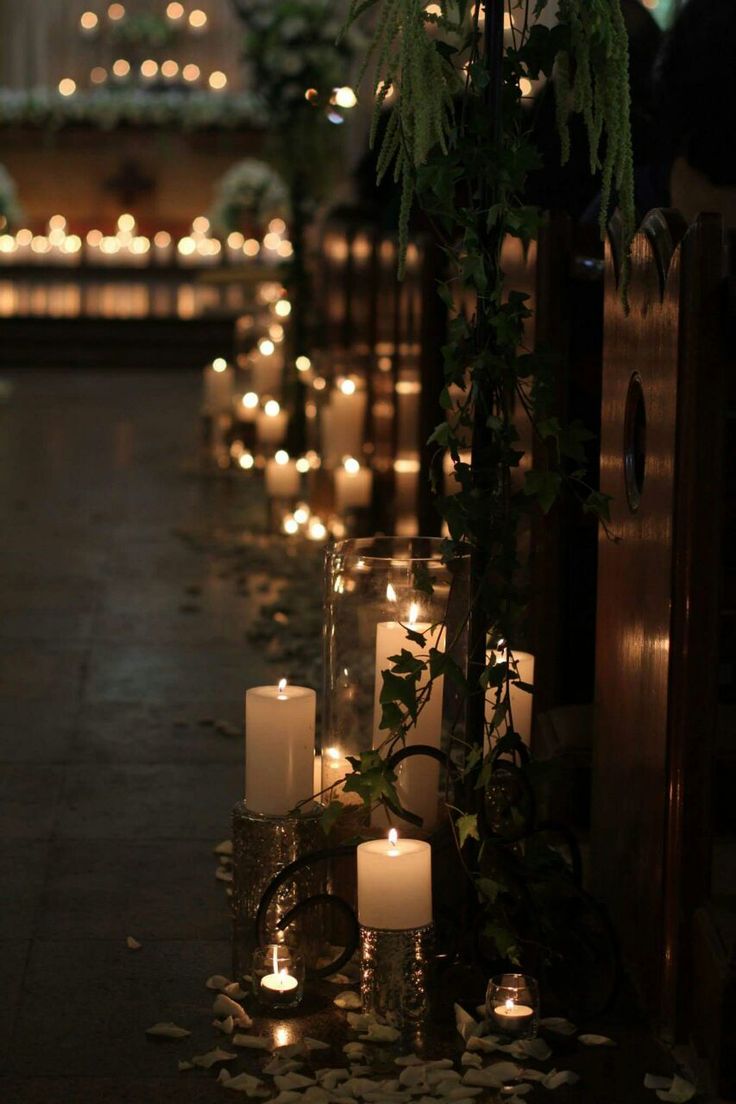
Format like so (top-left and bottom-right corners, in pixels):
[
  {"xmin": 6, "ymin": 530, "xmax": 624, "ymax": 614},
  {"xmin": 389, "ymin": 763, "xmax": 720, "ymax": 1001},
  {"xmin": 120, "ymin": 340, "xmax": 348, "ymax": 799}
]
[
  {"xmin": 0, "ymin": 87, "xmax": 267, "ymax": 131},
  {"xmin": 208, "ymin": 158, "xmax": 289, "ymax": 235},
  {"xmin": 237, "ymin": 0, "xmax": 363, "ymax": 122}
]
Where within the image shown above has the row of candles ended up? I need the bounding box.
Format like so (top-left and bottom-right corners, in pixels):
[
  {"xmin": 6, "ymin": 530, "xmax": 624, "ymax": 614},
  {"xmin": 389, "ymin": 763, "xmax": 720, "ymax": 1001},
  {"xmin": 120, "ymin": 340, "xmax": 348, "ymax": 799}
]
[
  {"xmin": 78, "ymin": 3, "xmax": 210, "ymax": 32},
  {"xmin": 0, "ymin": 216, "xmax": 292, "ymax": 269},
  {"xmin": 246, "ymin": 667, "xmax": 534, "ymax": 1027}
]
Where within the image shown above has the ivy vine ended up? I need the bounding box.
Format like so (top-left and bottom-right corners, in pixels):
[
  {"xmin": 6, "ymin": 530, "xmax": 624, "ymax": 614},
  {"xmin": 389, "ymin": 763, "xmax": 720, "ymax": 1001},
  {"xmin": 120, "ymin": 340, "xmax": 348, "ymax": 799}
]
[{"xmin": 322, "ymin": 0, "xmax": 634, "ymax": 978}]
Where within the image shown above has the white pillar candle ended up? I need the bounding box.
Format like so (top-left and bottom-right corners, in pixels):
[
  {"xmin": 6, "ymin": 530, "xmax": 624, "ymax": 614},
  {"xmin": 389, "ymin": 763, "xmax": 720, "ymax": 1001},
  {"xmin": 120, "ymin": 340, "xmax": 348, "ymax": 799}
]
[
  {"xmin": 233, "ymin": 391, "xmax": 259, "ymax": 424},
  {"xmin": 334, "ymin": 458, "xmax": 373, "ymax": 510},
  {"xmin": 245, "ymin": 680, "xmax": 316, "ymax": 815},
  {"xmin": 251, "ymin": 355, "xmax": 284, "ymax": 397},
  {"xmin": 357, "ymin": 829, "xmax": 432, "ymax": 929},
  {"xmin": 203, "ymin": 358, "xmax": 234, "ymax": 415},
  {"xmin": 256, "ymin": 401, "xmax": 288, "ymax": 447},
  {"xmin": 485, "ymin": 649, "xmax": 535, "ymax": 746},
  {"xmin": 327, "ymin": 380, "xmax": 367, "ymax": 461},
  {"xmin": 373, "ymin": 591, "xmax": 445, "ymax": 829},
  {"xmin": 265, "ymin": 451, "xmax": 300, "ymax": 498}
]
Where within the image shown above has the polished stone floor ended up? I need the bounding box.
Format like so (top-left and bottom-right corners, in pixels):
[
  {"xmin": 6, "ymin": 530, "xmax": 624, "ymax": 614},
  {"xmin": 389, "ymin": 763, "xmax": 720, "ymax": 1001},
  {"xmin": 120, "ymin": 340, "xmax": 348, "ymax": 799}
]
[
  {"xmin": 0, "ymin": 370, "xmax": 686, "ymax": 1103},
  {"xmin": 0, "ymin": 370, "xmax": 273, "ymax": 1102}
]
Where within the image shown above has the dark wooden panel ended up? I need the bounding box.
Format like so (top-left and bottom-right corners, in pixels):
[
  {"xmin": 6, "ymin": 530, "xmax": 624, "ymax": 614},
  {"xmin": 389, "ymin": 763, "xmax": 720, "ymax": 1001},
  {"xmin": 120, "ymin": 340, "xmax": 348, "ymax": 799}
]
[{"xmin": 591, "ymin": 210, "xmax": 686, "ymax": 1023}]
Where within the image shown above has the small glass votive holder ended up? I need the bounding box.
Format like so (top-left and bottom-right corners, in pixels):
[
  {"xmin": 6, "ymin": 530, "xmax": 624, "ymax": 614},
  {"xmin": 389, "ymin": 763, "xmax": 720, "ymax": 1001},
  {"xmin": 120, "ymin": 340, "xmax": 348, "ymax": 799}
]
[
  {"xmin": 252, "ymin": 944, "xmax": 305, "ymax": 1011},
  {"xmin": 485, "ymin": 973, "xmax": 539, "ymax": 1038}
]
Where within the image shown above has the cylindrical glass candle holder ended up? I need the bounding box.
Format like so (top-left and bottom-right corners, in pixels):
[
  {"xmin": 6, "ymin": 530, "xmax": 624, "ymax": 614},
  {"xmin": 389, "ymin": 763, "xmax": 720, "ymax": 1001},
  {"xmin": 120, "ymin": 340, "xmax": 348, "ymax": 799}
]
[
  {"xmin": 252, "ymin": 944, "xmax": 305, "ymax": 1011},
  {"xmin": 322, "ymin": 537, "xmax": 470, "ymax": 833},
  {"xmin": 485, "ymin": 973, "xmax": 539, "ymax": 1038}
]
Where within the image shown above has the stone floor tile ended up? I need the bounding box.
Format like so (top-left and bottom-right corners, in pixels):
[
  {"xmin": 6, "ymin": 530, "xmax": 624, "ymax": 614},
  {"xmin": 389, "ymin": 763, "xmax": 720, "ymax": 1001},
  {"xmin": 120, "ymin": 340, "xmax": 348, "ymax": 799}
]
[
  {"xmin": 5, "ymin": 939, "xmax": 233, "ymax": 1078},
  {"xmin": 0, "ymin": 641, "xmax": 88, "ymax": 704},
  {"xmin": 0, "ymin": 701, "xmax": 76, "ymax": 763},
  {"xmin": 83, "ymin": 644, "xmax": 261, "ymax": 705},
  {"xmin": 70, "ymin": 702, "xmax": 242, "ymax": 764},
  {"xmin": 0, "ymin": 1077, "xmax": 224, "ymax": 1104},
  {"xmin": 0, "ymin": 941, "xmax": 30, "ymax": 1069},
  {"xmin": 36, "ymin": 840, "xmax": 230, "ymax": 941},
  {"xmin": 0, "ymin": 843, "xmax": 49, "ymax": 938},
  {"xmin": 55, "ymin": 764, "xmax": 240, "ymax": 839},
  {"xmin": 0, "ymin": 766, "xmax": 65, "ymax": 840}
]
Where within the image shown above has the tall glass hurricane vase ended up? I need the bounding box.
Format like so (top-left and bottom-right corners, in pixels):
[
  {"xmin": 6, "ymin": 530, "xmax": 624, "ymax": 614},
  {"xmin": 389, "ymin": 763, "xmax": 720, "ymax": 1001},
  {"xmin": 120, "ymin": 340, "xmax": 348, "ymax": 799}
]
[{"xmin": 322, "ymin": 537, "xmax": 470, "ymax": 834}]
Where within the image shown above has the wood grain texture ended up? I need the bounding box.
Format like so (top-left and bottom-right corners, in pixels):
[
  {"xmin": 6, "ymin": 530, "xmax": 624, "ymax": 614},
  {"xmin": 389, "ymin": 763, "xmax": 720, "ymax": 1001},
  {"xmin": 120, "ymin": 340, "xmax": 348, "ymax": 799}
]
[
  {"xmin": 592, "ymin": 211, "xmax": 728, "ymax": 1040},
  {"xmin": 592, "ymin": 210, "xmax": 685, "ymax": 1024}
]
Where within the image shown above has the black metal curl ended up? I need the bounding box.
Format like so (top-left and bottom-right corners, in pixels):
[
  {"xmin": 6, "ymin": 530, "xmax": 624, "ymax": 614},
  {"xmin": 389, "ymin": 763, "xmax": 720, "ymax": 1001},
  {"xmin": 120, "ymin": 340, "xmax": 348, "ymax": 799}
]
[
  {"xmin": 255, "ymin": 844, "xmax": 360, "ymax": 979},
  {"xmin": 386, "ymin": 743, "xmax": 452, "ymax": 771}
]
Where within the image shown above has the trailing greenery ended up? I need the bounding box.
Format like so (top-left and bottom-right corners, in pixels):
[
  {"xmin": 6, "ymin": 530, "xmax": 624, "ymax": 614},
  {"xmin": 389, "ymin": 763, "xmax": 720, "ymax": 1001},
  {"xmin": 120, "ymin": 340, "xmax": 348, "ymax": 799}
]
[{"xmin": 321, "ymin": 0, "xmax": 634, "ymax": 982}]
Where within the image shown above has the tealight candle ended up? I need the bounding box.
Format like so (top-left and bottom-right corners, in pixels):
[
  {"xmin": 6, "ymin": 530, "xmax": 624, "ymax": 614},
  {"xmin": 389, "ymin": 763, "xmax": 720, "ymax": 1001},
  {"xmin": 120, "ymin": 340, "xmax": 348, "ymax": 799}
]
[
  {"xmin": 253, "ymin": 944, "xmax": 305, "ymax": 1009},
  {"xmin": 486, "ymin": 973, "xmax": 539, "ymax": 1038},
  {"xmin": 357, "ymin": 829, "xmax": 432, "ymax": 930},
  {"xmin": 372, "ymin": 588, "xmax": 445, "ymax": 829},
  {"xmin": 245, "ymin": 680, "xmax": 315, "ymax": 815}
]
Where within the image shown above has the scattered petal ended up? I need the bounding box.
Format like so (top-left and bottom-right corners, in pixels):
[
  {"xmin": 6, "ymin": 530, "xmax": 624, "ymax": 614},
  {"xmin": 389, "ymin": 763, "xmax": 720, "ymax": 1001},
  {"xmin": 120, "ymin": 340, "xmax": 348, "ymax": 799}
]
[
  {"xmin": 334, "ymin": 991, "xmax": 362, "ymax": 1010},
  {"xmin": 328, "ymin": 973, "xmax": 353, "ymax": 985},
  {"xmin": 178, "ymin": 1060, "xmax": 194, "ymax": 1071},
  {"xmin": 302, "ymin": 1089, "xmax": 331, "ymax": 1104},
  {"xmin": 466, "ymin": 1035, "xmax": 502, "ymax": 1054},
  {"xmin": 460, "ymin": 1052, "xmax": 483, "ymax": 1069},
  {"xmin": 542, "ymin": 1069, "xmax": 580, "ymax": 1090},
  {"xmin": 359, "ymin": 1023, "xmax": 401, "ymax": 1044},
  {"xmin": 213, "ymin": 1015, "xmax": 234, "ymax": 1035},
  {"xmin": 347, "ymin": 1012, "xmax": 379, "ymax": 1032},
  {"xmin": 272, "ymin": 1094, "xmax": 302, "ymax": 1104},
  {"xmin": 343, "ymin": 1042, "xmax": 366, "ymax": 1058},
  {"xmin": 505, "ymin": 1038, "xmax": 552, "ymax": 1061},
  {"xmin": 224, "ymin": 981, "xmax": 248, "ymax": 1000},
  {"xmin": 645, "ymin": 1075, "xmax": 674, "ymax": 1091},
  {"xmin": 539, "ymin": 1017, "xmax": 577, "ymax": 1036},
  {"xmin": 579, "ymin": 1033, "xmax": 616, "ymax": 1048},
  {"xmin": 264, "ymin": 1058, "xmax": 304, "ymax": 1076},
  {"xmin": 223, "ymin": 1071, "xmax": 264, "ymax": 1093},
  {"xmin": 502, "ymin": 1086, "xmax": 532, "ymax": 1097},
  {"xmin": 448, "ymin": 1090, "xmax": 483, "ymax": 1100},
  {"xmin": 213, "ymin": 993, "xmax": 253, "ymax": 1027},
  {"xmin": 395, "ymin": 1054, "xmax": 424, "ymax": 1067},
  {"xmin": 463, "ymin": 1062, "xmax": 522, "ymax": 1088},
  {"xmin": 206, "ymin": 974, "xmax": 232, "ymax": 991},
  {"xmin": 274, "ymin": 1073, "xmax": 317, "ymax": 1090},
  {"xmin": 521, "ymin": 1069, "xmax": 546, "ymax": 1083},
  {"xmin": 232, "ymin": 1033, "xmax": 272, "ymax": 1050},
  {"xmin": 191, "ymin": 1047, "xmax": 238, "ymax": 1069},
  {"xmin": 317, "ymin": 1069, "xmax": 350, "ymax": 1090},
  {"xmin": 304, "ymin": 1037, "xmax": 331, "ymax": 1051},
  {"xmin": 216, "ymin": 867, "xmax": 233, "ymax": 883},
  {"xmin": 274, "ymin": 1042, "xmax": 306, "ymax": 1059},
  {"xmin": 145, "ymin": 1022, "xmax": 191, "ymax": 1039},
  {"xmin": 126, "ymin": 936, "xmax": 142, "ymax": 950},
  {"xmin": 655, "ymin": 1075, "xmax": 697, "ymax": 1103},
  {"xmin": 455, "ymin": 1003, "xmax": 482, "ymax": 1043},
  {"xmin": 214, "ymin": 839, "xmax": 234, "ymax": 856}
]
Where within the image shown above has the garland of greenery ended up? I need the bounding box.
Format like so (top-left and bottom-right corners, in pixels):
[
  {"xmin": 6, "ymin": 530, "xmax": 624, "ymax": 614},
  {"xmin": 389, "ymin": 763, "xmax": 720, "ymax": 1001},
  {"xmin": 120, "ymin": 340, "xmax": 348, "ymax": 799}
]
[{"xmin": 319, "ymin": 0, "xmax": 635, "ymax": 984}]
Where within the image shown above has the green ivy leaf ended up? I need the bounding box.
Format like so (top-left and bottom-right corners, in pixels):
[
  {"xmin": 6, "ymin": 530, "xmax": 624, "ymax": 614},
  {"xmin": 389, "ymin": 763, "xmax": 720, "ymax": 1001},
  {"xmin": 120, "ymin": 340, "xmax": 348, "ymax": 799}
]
[
  {"xmin": 389, "ymin": 649, "xmax": 426, "ymax": 676},
  {"xmin": 429, "ymin": 648, "xmax": 467, "ymax": 690},
  {"xmin": 320, "ymin": 800, "xmax": 346, "ymax": 835},
  {"xmin": 380, "ymin": 670, "xmax": 418, "ymax": 720},
  {"xmin": 457, "ymin": 812, "xmax": 480, "ymax": 847},
  {"xmin": 523, "ymin": 469, "xmax": 562, "ymax": 514}
]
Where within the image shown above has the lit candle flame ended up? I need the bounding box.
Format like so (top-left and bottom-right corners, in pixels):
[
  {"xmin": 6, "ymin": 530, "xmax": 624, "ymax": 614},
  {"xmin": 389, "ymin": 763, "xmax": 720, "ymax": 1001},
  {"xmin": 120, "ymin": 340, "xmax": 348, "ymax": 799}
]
[
  {"xmin": 505, "ymin": 997, "xmax": 514, "ymax": 1011},
  {"xmin": 386, "ymin": 583, "xmax": 397, "ymax": 603},
  {"xmin": 388, "ymin": 828, "xmax": 399, "ymax": 849},
  {"xmin": 278, "ymin": 678, "xmax": 287, "ymax": 697}
]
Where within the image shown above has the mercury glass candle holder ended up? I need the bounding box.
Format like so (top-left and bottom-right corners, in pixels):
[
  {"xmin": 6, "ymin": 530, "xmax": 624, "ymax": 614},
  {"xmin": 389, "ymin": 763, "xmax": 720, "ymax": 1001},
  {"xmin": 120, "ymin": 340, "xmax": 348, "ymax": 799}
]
[
  {"xmin": 252, "ymin": 944, "xmax": 305, "ymax": 1010},
  {"xmin": 322, "ymin": 537, "xmax": 470, "ymax": 833},
  {"xmin": 485, "ymin": 973, "xmax": 539, "ymax": 1038}
]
